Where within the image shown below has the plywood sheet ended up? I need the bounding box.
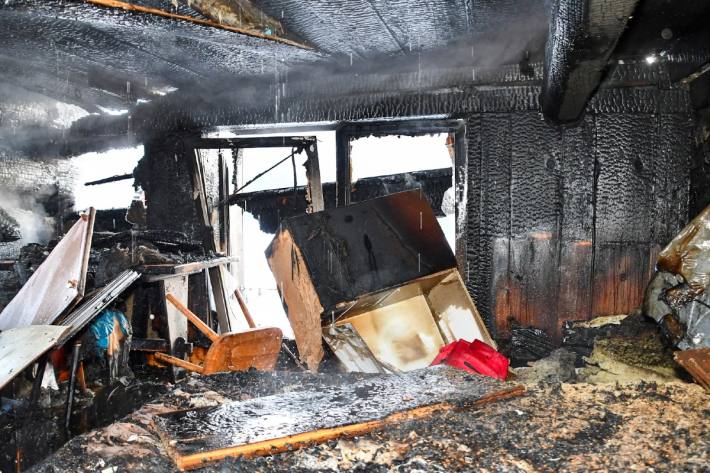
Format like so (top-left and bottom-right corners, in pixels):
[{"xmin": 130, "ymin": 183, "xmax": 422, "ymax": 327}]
[
  {"xmin": 427, "ymin": 269, "xmax": 495, "ymax": 347},
  {"xmin": 0, "ymin": 325, "xmax": 69, "ymax": 390},
  {"xmin": 340, "ymin": 292, "xmax": 444, "ymax": 372},
  {"xmin": 154, "ymin": 367, "xmax": 522, "ymax": 470},
  {"xmin": 162, "ymin": 276, "xmax": 189, "ymax": 352},
  {"xmin": 273, "ymin": 189, "xmax": 457, "ymax": 312},
  {"xmin": 266, "ymin": 228, "xmax": 324, "ymax": 370},
  {"xmin": 0, "ymin": 212, "xmax": 94, "ymax": 330}
]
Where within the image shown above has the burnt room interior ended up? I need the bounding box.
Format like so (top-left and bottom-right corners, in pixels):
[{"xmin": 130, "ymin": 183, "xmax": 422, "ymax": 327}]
[{"xmin": 1, "ymin": 0, "xmax": 709, "ymax": 471}]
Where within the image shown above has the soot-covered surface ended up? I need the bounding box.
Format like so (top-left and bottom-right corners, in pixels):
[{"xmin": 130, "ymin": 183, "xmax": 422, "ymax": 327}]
[
  {"xmin": 154, "ymin": 367, "xmax": 504, "ymax": 457},
  {"xmin": 29, "ymin": 368, "xmax": 709, "ymax": 472},
  {"xmin": 271, "ymin": 189, "xmax": 456, "ymax": 312}
]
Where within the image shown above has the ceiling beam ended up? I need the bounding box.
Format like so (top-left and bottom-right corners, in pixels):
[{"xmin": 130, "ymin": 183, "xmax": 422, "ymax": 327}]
[
  {"xmin": 83, "ymin": 0, "xmax": 314, "ymax": 50},
  {"xmin": 541, "ymin": 0, "xmax": 639, "ymax": 123}
]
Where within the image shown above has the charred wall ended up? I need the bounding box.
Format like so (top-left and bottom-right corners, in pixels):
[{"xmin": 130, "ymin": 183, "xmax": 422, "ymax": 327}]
[
  {"xmin": 690, "ymin": 109, "xmax": 710, "ymax": 217},
  {"xmin": 464, "ymin": 87, "xmax": 693, "ymax": 340},
  {"xmin": 136, "ymin": 138, "xmax": 222, "ymax": 248},
  {"xmin": 0, "ymin": 84, "xmax": 82, "ymax": 258}
]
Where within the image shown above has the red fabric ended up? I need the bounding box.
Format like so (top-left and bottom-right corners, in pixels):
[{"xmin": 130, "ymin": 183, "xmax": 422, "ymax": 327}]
[{"xmin": 431, "ymin": 339, "xmax": 509, "ymax": 380}]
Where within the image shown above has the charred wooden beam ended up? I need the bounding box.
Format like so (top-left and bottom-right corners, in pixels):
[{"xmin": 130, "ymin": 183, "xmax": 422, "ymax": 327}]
[
  {"xmin": 187, "ymin": 0, "xmax": 286, "ymax": 37},
  {"xmin": 84, "ymin": 0, "xmax": 313, "ymax": 50},
  {"xmin": 188, "ymin": 136, "xmax": 316, "ymax": 149},
  {"xmin": 84, "ymin": 173, "xmax": 133, "ymax": 186},
  {"xmin": 232, "ymin": 167, "xmax": 453, "ymax": 233},
  {"xmin": 542, "ymin": 0, "xmax": 639, "ymax": 123}
]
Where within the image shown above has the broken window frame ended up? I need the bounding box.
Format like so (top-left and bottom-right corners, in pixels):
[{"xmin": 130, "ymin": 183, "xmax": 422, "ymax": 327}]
[{"xmin": 334, "ymin": 119, "xmax": 468, "ymax": 274}]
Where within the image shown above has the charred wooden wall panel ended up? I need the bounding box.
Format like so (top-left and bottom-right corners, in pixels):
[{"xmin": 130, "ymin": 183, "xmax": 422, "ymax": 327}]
[
  {"xmin": 508, "ymin": 113, "xmax": 562, "ymax": 334},
  {"xmin": 556, "ymin": 115, "xmax": 595, "ymax": 332},
  {"xmin": 466, "ymin": 88, "xmax": 693, "ymax": 340},
  {"xmin": 139, "ymin": 139, "xmax": 202, "ymax": 242},
  {"xmin": 479, "ymin": 114, "xmax": 512, "ymax": 336}
]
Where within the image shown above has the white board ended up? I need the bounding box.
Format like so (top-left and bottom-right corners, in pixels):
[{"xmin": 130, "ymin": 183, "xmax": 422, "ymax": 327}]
[
  {"xmin": 0, "ymin": 325, "xmax": 68, "ymax": 390},
  {"xmin": 0, "ymin": 212, "xmax": 94, "ymax": 330}
]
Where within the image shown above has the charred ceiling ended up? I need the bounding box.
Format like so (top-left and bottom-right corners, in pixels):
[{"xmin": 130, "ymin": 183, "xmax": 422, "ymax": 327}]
[{"xmin": 0, "ymin": 0, "xmax": 708, "ymax": 154}]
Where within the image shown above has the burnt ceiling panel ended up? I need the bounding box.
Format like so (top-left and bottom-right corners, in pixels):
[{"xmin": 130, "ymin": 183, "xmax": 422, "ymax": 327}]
[
  {"xmin": 0, "ymin": 0, "xmax": 322, "ymax": 112},
  {"xmin": 253, "ymin": 0, "xmax": 548, "ymax": 59}
]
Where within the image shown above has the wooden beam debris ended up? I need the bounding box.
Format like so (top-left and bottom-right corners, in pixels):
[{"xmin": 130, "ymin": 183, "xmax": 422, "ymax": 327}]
[
  {"xmin": 154, "ymin": 368, "xmax": 524, "ymax": 471},
  {"xmin": 83, "ymin": 0, "xmax": 314, "ymax": 50}
]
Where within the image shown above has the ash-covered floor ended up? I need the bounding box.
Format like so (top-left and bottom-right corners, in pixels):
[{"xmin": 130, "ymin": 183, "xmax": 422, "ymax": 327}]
[{"xmin": 29, "ymin": 368, "xmax": 709, "ymax": 473}]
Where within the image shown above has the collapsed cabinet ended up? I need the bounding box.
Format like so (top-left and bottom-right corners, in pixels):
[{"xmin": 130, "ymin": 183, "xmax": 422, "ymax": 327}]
[{"xmin": 267, "ymin": 190, "xmax": 493, "ymax": 372}]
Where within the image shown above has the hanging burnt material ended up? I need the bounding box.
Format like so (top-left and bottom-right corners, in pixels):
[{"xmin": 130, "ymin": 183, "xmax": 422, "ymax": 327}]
[{"xmin": 644, "ymin": 204, "xmax": 710, "ymax": 350}]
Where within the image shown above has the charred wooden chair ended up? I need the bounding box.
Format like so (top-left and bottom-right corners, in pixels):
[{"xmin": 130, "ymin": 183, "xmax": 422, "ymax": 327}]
[{"xmin": 155, "ymin": 293, "xmax": 282, "ymax": 374}]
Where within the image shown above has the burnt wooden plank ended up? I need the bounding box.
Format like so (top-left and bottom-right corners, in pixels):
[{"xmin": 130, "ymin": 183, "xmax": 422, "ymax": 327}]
[
  {"xmin": 592, "ymin": 113, "xmax": 657, "ymax": 317},
  {"xmin": 653, "ymin": 114, "xmax": 691, "ymax": 245},
  {"xmin": 556, "ymin": 114, "xmax": 595, "ymax": 334},
  {"xmin": 154, "ymin": 368, "xmax": 522, "ymax": 470},
  {"xmin": 594, "ymin": 114, "xmax": 656, "ymax": 244},
  {"xmin": 140, "ymin": 257, "xmax": 237, "ymax": 279},
  {"xmin": 508, "ymin": 112, "xmax": 562, "ymax": 335},
  {"xmin": 464, "ymin": 115, "xmax": 486, "ymax": 321},
  {"xmin": 270, "ymin": 189, "xmax": 456, "ymax": 312},
  {"xmin": 557, "ymin": 241, "xmax": 593, "ymax": 333},
  {"xmin": 478, "ymin": 114, "xmax": 512, "ymax": 336},
  {"xmin": 592, "ymin": 243, "xmax": 650, "ymax": 316}
]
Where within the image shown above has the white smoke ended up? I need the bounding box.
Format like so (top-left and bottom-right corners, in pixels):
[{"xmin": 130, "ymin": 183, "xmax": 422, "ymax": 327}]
[{"xmin": 0, "ymin": 187, "xmax": 55, "ymax": 246}]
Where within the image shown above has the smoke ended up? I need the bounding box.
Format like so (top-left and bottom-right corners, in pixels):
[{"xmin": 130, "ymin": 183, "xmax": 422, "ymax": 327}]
[{"xmin": 0, "ymin": 186, "xmax": 56, "ymax": 246}]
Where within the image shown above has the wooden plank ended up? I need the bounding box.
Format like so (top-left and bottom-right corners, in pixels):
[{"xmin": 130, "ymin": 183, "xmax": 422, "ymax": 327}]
[
  {"xmin": 0, "ymin": 325, "xmax": 69, "ymax": 390},
  {"xmin": 267, "ymin": 229, "xmax": 324, "ymax": 370},
  {"xmin": 140, "ymin": 257, "xmax": 238, "ymax": 279},
  {"xmin": 189, "ymin": 136, "xmax": 316, "ymax": 150},
  {"xmin": 153, "ymin": 368, "xmax": 524, "ymax": 471},
  {"xmin": 592, "ymin": 244, "xmax": 650, "ymax": 316},
  {"xmin": 83, "ymin": 0, "xmax": 313, "ymax": 50},
  {"xmin": 335, "ymin": 127, "xmax": 352, "ymax": 207},
  {"xmin": 0, "ymin": 211, "xmax": 95, "ymax": 330},
  {"xmin": 161, "ymin": 277, "xmax": 189, "ymax": 358},
  {"xmin": 675, "ymin": 349, "xmax": 710, "ymax": 391},
  {"xmin": 190, "ymin": 150, "xmax": 233, "ymax": 333},
  {"xmin": 217, "ymin": 153, "xmax": 231, "ymax": 255},
  {"xmin": 304, "ymin": 140, "xmax": 324, "ymax": 213}
]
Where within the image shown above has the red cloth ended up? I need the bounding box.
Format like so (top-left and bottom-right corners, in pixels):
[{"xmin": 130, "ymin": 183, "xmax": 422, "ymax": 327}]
[{"xmin": 431, "ymin": 339, "xmax": 509, "ymax": 380}]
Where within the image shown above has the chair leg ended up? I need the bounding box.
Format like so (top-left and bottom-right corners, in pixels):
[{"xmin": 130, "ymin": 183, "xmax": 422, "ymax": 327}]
[{"xmin": 154, "ymin": 352, "xmax": 205, "ymax": 374}]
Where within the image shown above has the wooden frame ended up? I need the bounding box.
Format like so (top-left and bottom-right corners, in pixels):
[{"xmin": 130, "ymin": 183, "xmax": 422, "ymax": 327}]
[{"xmin": 334, "ymin": 119, "xmax": 468, "ymax": 272}]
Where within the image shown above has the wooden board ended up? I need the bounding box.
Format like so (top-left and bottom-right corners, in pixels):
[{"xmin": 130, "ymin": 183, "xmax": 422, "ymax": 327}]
[
  {"xmin": 675, "ymin": 349, "xmax": 710, "ymax": 391},
  {"xmin": 154, "ymin": 367, "xmax": 523, "ymax": 470},
  {"xmin": 269, "ymin": 189, "xmax": 457, "ymax": 313},
  {"xmin": 140, "ymin": 257, "xmax": 238, "ymax": 282},
  {"xmin": 266, "ymin": 229, "xmax": 324, "ymax": 371},
  {"xmin": 0, "ymin": 325, "xmax": 69, "ymax": 390},
  {"xmin": 161, "ymin": 277, "xmax": 189, "ymax": 355},
  {"xmin": 0, "ymin": 211, "xmax": 94, "ymax": 330}
]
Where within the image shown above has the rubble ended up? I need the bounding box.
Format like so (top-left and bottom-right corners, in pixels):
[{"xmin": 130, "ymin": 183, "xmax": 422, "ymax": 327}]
[
  {"xmin": 509, "ymin": 322, "xmax": 555, "ymax": 367},
  {"xmin": 28, "ymin": 370, "xmax": 710, "ymax": 473},
  {"xmin": 644, "ymin": 204, "xmax": 710, "ymax": 350}
]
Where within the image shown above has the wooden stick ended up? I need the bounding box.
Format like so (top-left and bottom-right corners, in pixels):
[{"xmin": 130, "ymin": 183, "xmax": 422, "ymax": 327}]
[
  {"xmin": 168, "ymin": 385, "xmax": 525, "ymax": 471},
  {"xmin": 234, "ymin": 289, "xmax": 256, "ymax": 329},
  {"xmin": 83, "ymin": 0, "xmax": 313, "ymax": 50},
  {"xmin": 166, "ymin": 293, "xmax": 219, "ymax": 343},
  {"xmin": 155, "ymin": 352, "xmax": 205, "ymax": 374}
]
